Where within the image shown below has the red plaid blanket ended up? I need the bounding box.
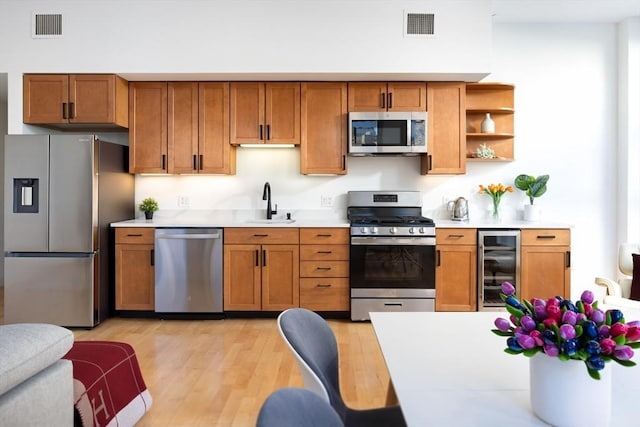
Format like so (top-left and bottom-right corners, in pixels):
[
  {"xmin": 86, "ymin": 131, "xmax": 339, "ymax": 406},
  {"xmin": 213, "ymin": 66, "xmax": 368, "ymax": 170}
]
[{"xmin": 63, "ymin": 341, "xmax": 152, "ymax": 427}]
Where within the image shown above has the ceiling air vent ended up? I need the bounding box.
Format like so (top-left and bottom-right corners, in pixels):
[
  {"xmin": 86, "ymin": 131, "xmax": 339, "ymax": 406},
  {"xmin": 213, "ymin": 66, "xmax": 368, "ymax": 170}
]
[
  {"xmin": 404, "ymin": 12, "xmax": 435, "ymax": 37},
  {"xmin": 32, "ymin": 13, "xmax": 63, "ymax": 38}
]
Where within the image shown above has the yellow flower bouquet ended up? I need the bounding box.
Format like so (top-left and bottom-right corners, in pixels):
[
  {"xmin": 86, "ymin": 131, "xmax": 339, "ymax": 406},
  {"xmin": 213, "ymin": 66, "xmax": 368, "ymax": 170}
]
[{"xmin": 478, "ymin": 183, "xmax": 514, "ymax": 219}]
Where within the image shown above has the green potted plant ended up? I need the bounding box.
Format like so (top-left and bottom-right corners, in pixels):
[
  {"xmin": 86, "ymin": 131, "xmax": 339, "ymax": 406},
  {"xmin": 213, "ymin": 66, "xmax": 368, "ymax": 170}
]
[
  {"xmin": 139, "ymin": 197, "xmax": 159, "ymax": 220},
  {"xmin": 514, "ymin": 174, "xmax": 549, "ymax": 221}
]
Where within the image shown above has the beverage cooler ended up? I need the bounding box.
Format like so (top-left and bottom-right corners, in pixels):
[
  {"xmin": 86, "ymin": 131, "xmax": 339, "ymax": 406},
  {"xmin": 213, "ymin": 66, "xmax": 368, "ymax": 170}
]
[{"xmin": 477, "ymin": 230, "xmax": 520, "ymax": 310}]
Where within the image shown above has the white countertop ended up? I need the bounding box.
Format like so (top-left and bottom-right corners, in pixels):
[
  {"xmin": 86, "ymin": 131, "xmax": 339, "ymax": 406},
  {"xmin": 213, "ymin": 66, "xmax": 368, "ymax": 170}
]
[
  {"xmin": 434, "ymin": 219, "xmax": 573, "ymax": 229},
  {"xmin": 111, "ymin": 210, "xmax": 571, "ymax": 229},
  {"xmin": 111, "ymin": 210, "xmax": 350, "ymax": 228}
]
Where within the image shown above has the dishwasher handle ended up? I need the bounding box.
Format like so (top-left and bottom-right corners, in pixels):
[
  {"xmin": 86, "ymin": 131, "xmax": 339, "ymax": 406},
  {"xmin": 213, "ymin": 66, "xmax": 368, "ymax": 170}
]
[{"xmin": 156, "ymin": 233, "xmax": 221, "ymax": 240}]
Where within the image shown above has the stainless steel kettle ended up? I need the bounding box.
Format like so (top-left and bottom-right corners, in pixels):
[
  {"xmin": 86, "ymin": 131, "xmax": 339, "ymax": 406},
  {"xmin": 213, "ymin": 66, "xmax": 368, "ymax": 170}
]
[{"xmin": 449, "ymin": 197, "xmax": 469, "ymax": 221}]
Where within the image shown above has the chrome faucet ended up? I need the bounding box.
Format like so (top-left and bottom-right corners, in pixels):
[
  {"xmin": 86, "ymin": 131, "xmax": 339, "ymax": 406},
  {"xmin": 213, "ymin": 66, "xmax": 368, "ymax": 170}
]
[{"xmin": 262, "ymin": 182, "xmax": 277, "ymax": 220}]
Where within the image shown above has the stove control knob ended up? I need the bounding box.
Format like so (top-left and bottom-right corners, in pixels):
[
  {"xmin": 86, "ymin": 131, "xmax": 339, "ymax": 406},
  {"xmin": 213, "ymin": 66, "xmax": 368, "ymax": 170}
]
[
  {"xmin": 390, "ymin": 227, "xmax": 398, "ymax": 234},
  {"xmin": 409, "ymin": 227, "xmax": 415, "ymax": 234},
  {"xmin": 418, "ymin": 227, "xmax": 425, "ymax": 234},
  {"xmin": 371, "ymin": 227, "xmax": 378, "ymax": 234},
  {"xmin": 360, "ymin": 227, "xmax": 369, "ymax": 234}
]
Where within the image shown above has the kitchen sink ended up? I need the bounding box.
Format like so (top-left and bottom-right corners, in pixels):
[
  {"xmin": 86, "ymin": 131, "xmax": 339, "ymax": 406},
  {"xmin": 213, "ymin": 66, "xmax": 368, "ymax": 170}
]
[{"xmin": 245, "ymin": 219, "xmax": 296, "ymax": 224}]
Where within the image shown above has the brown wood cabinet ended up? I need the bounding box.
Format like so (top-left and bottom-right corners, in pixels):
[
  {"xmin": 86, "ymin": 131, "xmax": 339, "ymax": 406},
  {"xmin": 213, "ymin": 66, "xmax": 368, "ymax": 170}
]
[
  {"xmin": 465, "ymin": 83, "xmax": 515, "ymax": 161},
  {"xmin": 224, "ymin": 228, "xmax": 300, "ymax": 311},
  {"xmin": 435, "ymin": 228, "xmax": 477, "ymax": 311},
  {"xmin": 299, "ymin": 228, "xmax": 349, "ymax": 311},
  {"xmin": 129, "ymin": 82, "xmax": 168, "ymax": 173},
  {"xmin": 23, "ymin": 74, "xmax": 128, "ymax": 127},
  {"xmin": 115, "ymin": 227, "xmax": 155, "ymax": 310},
  {"xmin": 421, "ymin": 83, "xmax": 466, "ymax": 175},
  {"xmin": 300, "ymin": 82, "xmax": 348, "ymax": 175},
  {"xmin": 347, "ymin": 82, "xmax": 427, "ymax": 112},
  {"xmin": 129, "ymin": 82, "xmax": 235, "ymax": 174},
  {"xmin": 520, "ymin": 229, "xmax": 571, "ymax": 301},
  {"xmin": 230, "ymin": 82, "xmax": 300, "ymax": 145}
]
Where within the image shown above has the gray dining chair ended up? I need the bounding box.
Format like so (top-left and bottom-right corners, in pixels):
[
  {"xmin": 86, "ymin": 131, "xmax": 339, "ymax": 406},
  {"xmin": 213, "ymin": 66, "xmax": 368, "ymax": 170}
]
[
  {"xmin": 277, "ymin": 308, "xmax": 407, "ymax": 427},
  {"xmin": 256, "ymin": 387, "xmax": 344, "ymax": 427}
]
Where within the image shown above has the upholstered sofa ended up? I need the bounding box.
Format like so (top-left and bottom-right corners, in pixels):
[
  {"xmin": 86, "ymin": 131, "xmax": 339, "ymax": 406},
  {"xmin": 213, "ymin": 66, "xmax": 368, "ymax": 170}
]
[{"xmin": 0, "ymin": 323, "xmax": 74, "ymax": 426}]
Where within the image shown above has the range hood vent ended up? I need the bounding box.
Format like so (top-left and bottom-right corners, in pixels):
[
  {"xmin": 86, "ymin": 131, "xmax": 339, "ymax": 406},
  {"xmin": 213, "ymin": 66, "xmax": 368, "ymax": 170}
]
[
  {"xmin": 404, "ymin": 12, "xmax": 435, "ymax": 37},
  {"xmin": 32, "ymin": 13, "xmax": 63, "ymax": 38}
]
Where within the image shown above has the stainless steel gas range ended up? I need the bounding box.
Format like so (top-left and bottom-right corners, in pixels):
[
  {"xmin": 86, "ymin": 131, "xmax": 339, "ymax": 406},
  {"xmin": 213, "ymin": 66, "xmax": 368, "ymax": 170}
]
[{"xmin": 347, "ymin": 191, "xmax": 436, "ymax": 321}]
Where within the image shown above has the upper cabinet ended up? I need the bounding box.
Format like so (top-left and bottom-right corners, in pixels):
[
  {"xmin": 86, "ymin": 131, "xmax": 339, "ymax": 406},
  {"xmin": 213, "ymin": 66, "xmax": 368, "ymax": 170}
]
[
  {"xmin": 230, "ymin": 82, "xmax": 300, "ymax": 145},
  {"xmin": 129, "ymin": 82, "xmax": 168, "ymax": 174},
  {"xmin": 421, "ymin": 83, "xmax": 466, "ymax": 175},
  {"xmin": 465, "ymin": 83, "xmax": 515, "ymax": 161},
  {"xmin": 23, "ymin": 74, "xmax": 128, "ymax": 129},
  {"xmin": 300, "ymin": 82, "xmax": 348, "ymax": 175},
  {"xmin": 129, "ymin": 81, "xmax": 235, "ymax": 174},
  {"xmin": 347, "ymin": 82, "xmax": 427, "ymax": 112}
]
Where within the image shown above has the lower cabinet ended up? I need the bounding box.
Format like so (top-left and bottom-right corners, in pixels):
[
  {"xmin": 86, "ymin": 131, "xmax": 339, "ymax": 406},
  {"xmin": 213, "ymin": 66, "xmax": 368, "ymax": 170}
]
[
  {"xmin": 115, "ymin": 227, "xmax": 155, "ymax": 310},
  {"xmin": 520, "ymin": 229, "xmax": 571, "ymax": 301},
  {"xmin": 435, "ymin": 228, "xmax": 477, "ymax": 311},
  {"xmin": 224, "ymin": 228, "xmax": 299, "ymax": 311},
  {"xmin": 299, "ymin": 228, "xmax": 350, "ymax": 311}
]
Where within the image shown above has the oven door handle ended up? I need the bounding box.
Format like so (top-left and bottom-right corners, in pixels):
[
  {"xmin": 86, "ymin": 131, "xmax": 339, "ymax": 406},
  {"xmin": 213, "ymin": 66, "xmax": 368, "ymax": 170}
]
[{"xmin": 351, "ymin": 236, "xmax": 435, "ymax": 246}]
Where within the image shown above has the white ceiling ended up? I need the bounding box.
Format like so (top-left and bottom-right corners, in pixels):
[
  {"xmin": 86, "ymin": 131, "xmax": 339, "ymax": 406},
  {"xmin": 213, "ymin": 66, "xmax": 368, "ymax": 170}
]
[{"xmin": 492, "ymin": 0, "xmax": 640, "ymax": 23}]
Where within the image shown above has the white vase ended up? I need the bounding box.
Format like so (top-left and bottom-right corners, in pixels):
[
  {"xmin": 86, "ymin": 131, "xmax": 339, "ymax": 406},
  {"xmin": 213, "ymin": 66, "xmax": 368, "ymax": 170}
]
[
  {"xmin": 481, "ymin": 112, "xmax": 495, "ymax": 133},
  {"xmin": 523, "ymin": 204, "xmax": 541, "ymax": 221},
  {"xmin": 530, "ymin": 353, "xmax": 612, "ymax": 427}
]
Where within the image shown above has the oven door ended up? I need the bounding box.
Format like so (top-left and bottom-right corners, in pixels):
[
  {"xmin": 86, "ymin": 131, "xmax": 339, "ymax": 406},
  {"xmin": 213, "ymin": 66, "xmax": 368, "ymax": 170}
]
[{"xmin": 350, "ymin": 236, "xmax": 436, "ymax": 297}]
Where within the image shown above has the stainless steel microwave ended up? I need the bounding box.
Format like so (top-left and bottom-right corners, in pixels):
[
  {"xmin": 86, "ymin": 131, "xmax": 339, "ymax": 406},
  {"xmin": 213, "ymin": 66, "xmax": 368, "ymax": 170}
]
[{"xmin": 348, "ymin": 111, "xmax": 427, "ymax": 156}]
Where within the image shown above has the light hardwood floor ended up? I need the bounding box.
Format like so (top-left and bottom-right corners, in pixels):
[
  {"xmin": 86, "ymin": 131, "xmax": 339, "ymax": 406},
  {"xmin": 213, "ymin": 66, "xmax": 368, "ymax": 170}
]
[{"xmin": 0, "ymin": 289, "xmax": 392, "ymax": 427}]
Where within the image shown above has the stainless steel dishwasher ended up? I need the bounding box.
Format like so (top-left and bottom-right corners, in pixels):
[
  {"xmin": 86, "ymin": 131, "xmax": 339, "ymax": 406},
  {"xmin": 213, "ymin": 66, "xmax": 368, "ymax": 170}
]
[{"xmin": 154, "ymin": 228, "xmax": 223, "ymax": 313}]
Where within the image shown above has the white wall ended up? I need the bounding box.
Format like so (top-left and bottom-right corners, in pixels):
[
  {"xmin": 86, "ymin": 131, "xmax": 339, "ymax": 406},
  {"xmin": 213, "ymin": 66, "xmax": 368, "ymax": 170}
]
[
  {"xmin": 0, "ymin": 74, "xmax": 6, "ymax": 285},
  {"xmin": 0, "ymin": 0, "xmax": 637, "ymax": 299}
]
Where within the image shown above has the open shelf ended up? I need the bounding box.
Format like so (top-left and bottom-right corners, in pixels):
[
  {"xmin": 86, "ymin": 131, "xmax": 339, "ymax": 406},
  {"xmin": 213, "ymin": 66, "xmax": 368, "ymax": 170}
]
[{"xmin": 466, "ymin": 83, "xmax": 515, "ymax": 161}]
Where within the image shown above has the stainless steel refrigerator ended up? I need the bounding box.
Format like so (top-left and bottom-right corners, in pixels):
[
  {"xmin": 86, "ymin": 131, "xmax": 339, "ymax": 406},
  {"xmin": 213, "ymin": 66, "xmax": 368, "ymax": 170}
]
[{"xmin": 3, "ymin": 134, "xmax": 134, "ymax": 327}]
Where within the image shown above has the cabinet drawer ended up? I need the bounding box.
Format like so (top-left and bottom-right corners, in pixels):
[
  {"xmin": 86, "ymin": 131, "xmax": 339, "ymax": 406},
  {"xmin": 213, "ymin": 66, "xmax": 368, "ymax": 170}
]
[
  {"xmin": 225, "ymin": 228, "xmax": 299, "ymax": 244},
  {"xmin": 299, "ymin": 228, "xmax": 349, "ymax": 245},
  {"xmin": 115, "ymin": 227, "xmax": 155, "ymax": 244},
  {"xmin": 300, "ymin": 260, "xmax": 349, "ymax": 278},
  {"xmin": 436, "ymin": 228, "xmax": 476, "ymax": 245},
  {"xmin": 521, "ymin": 229, "xmax": 570, "ymax": 246},
  {"xmin": 300, "ymin": 278, "xmax": 349, "ymax": 311},
  {"xmin": 300, "ymin": 245, "xmax": 349, "ymax": 261}
]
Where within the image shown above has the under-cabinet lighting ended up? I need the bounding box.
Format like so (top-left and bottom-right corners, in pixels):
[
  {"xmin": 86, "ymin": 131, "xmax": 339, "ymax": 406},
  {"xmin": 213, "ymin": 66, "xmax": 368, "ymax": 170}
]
[{"xmin": 239, "ymin": 144, "xmax": 296, "ymax": 148}]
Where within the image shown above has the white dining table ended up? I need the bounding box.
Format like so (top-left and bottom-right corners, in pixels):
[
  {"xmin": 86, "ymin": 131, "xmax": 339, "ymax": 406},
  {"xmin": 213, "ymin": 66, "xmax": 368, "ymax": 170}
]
[{"xmin": 370, "ymin": 310, "xmax": 640, "ymax": 427}]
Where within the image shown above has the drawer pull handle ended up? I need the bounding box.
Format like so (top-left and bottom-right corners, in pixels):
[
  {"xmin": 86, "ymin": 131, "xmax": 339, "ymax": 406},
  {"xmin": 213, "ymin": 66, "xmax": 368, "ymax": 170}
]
[
  {"xmin": 448, "ymin": 234, "xmax": 464, "ymax": 238},
  {"xmin": 317, "ymin": 251, "xmax": 332, "ymax": 254},
  {"xmin": 253, "ymin": 234, "xmax": 269, "ymax": 237},
  {"xmin": 316, "ymin": 284, "xmax": 332, "ymax": 288},
  {"xmin": 384, "ymin": 302, "xmax": 403, "ymax": 307},
  {"xmin": 316, "ymin": 234, "xmax": 332, "ymax": 237},
  {"xmin": 537, "ymin": 235, "xmax": 556, "ymax": 239},
  {"xmin": 127, "ymin": 233, "xmax": 143, "ymax": 237},
  {"xmin": 316, "ymin": 266, "xmax": 332, "ymax": 271}
]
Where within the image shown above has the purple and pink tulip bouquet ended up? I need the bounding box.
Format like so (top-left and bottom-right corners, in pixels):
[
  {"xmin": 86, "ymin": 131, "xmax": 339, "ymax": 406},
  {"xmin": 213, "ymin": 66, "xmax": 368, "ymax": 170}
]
[{"xmin": 492, "ymin": 281, "xmax": 640, "ymax": 379}]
